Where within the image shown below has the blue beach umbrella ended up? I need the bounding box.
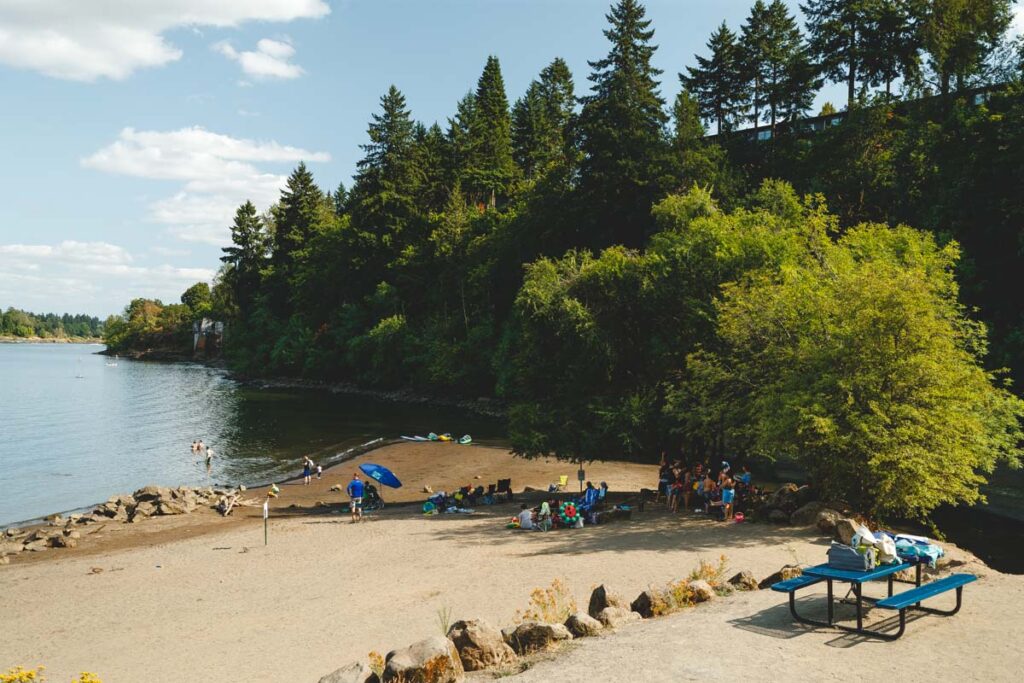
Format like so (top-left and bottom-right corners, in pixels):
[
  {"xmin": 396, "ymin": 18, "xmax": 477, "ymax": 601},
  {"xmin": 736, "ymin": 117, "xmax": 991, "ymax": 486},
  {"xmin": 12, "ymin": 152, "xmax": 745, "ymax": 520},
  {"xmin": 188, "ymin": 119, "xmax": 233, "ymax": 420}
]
[{"xmin": 359, "ymin": 463, "xmax": 402, "ymax": 489}]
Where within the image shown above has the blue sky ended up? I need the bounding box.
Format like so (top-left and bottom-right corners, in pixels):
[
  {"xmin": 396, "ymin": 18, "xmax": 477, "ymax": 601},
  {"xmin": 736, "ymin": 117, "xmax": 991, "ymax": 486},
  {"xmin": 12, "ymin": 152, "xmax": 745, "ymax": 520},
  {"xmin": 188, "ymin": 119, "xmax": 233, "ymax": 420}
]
[{"xmin": 1, "ymin": 1, "xmax": 1020, "ymax": 317}]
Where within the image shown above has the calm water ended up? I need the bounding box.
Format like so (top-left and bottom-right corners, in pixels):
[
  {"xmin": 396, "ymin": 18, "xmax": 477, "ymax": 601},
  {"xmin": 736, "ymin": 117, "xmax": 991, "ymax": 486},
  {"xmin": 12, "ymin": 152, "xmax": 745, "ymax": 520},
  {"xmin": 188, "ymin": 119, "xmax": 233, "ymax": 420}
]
[{"xmin": 0, "ymin": 344, "xmax": 504, "ymax": 526}]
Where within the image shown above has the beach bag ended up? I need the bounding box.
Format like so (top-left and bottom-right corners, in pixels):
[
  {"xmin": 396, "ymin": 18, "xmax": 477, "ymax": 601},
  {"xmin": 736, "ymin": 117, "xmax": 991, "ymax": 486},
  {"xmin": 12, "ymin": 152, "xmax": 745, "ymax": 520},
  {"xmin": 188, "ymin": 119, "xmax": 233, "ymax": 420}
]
[
  {"xmin": 876, "ymin": 535, "xmax": 898, "ymax": 564},
  {"xmin": 827, "ymin": 541, "xmax": 876, "ymax": 571}
]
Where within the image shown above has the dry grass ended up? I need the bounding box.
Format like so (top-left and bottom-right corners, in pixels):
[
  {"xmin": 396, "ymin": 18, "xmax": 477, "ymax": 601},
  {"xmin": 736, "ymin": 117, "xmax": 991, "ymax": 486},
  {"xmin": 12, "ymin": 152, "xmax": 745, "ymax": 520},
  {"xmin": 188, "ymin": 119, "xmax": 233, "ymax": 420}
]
[{"xmin": 514, "ymin": 578, "xmax": 578, "ymax": 624}]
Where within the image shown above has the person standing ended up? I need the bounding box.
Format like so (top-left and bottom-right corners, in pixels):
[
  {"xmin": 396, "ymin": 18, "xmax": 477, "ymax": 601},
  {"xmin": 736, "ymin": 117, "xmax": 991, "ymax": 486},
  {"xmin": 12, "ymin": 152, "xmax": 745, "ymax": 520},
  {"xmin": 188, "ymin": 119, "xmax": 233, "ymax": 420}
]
[
  {"xmin": 302, "ymin": 456, "xmax": 314, "ymax": 485},
  {"xmin": 346, "ymin": 473, "xmax": 365, "ymax": 522}
]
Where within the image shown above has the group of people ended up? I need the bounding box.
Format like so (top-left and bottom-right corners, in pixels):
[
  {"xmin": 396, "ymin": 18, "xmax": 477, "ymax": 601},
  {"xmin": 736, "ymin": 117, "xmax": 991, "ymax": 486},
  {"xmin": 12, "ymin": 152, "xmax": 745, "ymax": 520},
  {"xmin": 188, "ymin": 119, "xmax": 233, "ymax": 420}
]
[
  {"xmin": 515, "ymin": 480, "xmax": 609, "ymax": 531},
  {"xmin": 190, "ymin": 439, "xmax": 214, "ymax": 467},
  {"xmin": 657, "ymin": 455, "xmax": 752, "ymax": 521}
]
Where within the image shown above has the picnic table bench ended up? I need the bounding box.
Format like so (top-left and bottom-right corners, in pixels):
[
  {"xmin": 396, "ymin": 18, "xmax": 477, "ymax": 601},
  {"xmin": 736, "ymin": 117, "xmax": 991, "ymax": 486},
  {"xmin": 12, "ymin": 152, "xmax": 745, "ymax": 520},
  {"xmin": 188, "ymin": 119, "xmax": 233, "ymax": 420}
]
[{"xmin": 771, "ymin": 560, "xmax": 976, "ymax": 640}]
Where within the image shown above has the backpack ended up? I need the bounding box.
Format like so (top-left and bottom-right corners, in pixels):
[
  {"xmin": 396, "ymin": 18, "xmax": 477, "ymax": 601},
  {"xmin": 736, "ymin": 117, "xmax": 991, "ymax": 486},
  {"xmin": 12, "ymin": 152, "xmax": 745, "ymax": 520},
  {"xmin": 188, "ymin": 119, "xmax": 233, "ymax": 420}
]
[{"xmin": 827, "ymin": 541, "xmax": 875, "ymax": 571}]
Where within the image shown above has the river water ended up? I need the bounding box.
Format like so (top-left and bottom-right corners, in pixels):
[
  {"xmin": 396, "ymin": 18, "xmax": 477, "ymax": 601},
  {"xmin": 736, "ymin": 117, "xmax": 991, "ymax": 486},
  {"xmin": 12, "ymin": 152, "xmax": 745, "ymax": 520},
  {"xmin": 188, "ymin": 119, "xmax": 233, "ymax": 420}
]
[{"xmin": 0, "ymin": 344, "xmax": 504, "ymax": 526}]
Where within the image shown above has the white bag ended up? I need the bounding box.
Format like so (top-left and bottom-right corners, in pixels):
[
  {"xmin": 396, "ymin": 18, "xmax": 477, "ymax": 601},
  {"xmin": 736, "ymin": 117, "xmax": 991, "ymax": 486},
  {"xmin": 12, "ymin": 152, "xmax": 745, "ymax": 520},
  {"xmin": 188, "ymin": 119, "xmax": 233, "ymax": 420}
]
[
  {"xmin": 849, "ymin": 523, "xmax": 876, "ymax": 548},
  {"xmin": 876, "ymin": 535, "xmax": 898, "ymax": 564}
]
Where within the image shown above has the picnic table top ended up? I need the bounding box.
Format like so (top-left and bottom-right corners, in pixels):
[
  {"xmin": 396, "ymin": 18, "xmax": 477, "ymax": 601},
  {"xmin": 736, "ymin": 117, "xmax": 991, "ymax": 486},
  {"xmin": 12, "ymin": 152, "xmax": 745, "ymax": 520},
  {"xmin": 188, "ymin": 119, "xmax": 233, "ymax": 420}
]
[{"xmin": 803, "ymin": 561, "xmax": 912, "ymax": 583}]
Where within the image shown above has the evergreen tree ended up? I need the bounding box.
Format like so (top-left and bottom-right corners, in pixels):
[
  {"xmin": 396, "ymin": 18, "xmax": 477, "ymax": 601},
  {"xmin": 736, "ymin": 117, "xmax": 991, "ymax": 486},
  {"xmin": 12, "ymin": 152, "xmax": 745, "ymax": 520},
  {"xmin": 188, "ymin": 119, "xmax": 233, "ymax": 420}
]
[
  {"xmin": 220, "ymin": 200, "xmax": 268, "ymax": 311},
  {"xmin": 920, "ymin": 0, "xmax": 1013, "ymax": 95},
  {"xmin": 537, "ymin": 57, "xmax": 577, "ymax": 160},
  {"xmin": 740, "ymin": 0, "xmax": 772, "ymax": 127},
  {"xmin": 682, "ymin": 22, "xmax": 749, "ymax": 134},
  {"xmin": 331, "ymin": 181, "xmax": 348, "ymax": 217},
  {"xmin": 513, "ymin": 58, "xmax": 577, "ymax": 180},
  {"xmin": 446, "ymin": 92, "xmax": 476, "ymax": 189},
  {"xmin": 861, "ymin": 0, "xmax": 922, "ymax": 96},
  {"xmin": 272, "ymin": 163, "xmax": 324, "ymax": 275},
  {"xmin": 512, "ymin": 82, "xmax": 549, "ymax": 180},
  {"xmin": 466, "ymin": 56, "xmax": 517, "ymax": 207},
  {"xmin": 802, "ymin": 0, "xmax": 874, "ymax": 106},
  {"xmin": 578, "ymin": 0, "xmax": 672, "ymax": 248},
  {"xmin": 415, "ymin": 122, "xmax": 450, "ymax": 214},
  {"xmin": 349, "ymin": 85, "xmax": 422, "ymax": 251}
]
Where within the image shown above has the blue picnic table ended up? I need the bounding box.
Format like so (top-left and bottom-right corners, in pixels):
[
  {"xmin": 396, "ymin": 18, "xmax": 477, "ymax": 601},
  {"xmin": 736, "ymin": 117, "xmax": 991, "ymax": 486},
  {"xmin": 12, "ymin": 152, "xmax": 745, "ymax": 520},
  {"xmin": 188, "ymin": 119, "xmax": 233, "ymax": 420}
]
[{"xmin": 772, "ymin": 558, "xmax": 977, "ymax": 639}]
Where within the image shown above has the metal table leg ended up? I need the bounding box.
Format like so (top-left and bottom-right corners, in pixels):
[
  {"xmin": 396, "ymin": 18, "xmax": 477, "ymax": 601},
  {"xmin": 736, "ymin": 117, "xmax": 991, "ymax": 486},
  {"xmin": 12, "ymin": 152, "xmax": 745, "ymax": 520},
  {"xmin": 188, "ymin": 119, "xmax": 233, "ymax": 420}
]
[
  {"xmin": 827, "ymin": 579, "xmax": 834, "ymax": 625},
  {"xmin": 855, "ymin": 582, "xmax": 863, "ymax": 631}
]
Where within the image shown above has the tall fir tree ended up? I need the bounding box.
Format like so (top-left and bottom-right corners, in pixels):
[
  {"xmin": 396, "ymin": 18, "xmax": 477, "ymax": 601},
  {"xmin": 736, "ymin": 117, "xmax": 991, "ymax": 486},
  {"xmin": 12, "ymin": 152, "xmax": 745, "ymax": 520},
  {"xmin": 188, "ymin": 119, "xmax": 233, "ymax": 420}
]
[
  {"xmin": 537, "ymin": 57, "xmax": 577, "ymax": 159},
  {"xmin": 578, "ymin": 0, "xmax": 672, "ymax": 248},
  {"xmin": 761, "ymin": 0, "xmax": 817, "ymax": 128},
  {"xmin": 446, "ymin": 92, "xmax": 476, "ymax": 191},
  {"xmin": 740, "ymin": 0, "xmax": 772, "ymax": 127},
  {"xmin": 415, "ymin": 122, "xmax": 450, "ymax": 214},
  {"xmin": 466, "ymin": 56, "xmax": 517, "ymax": 207},
  {"xmin": 349, "ymin": 85, "xmax": 423, "ymax": 252},
  {"xmin": 512, "ymin": 82, "xmax": 550, "ymax": 179},
  {"xmin": 682, "ymin": 22, "xmax": 749, "ymax": 134},
  {"xmin": 220, "ymin": 200, "xmax": 268, "ymax": 313},
  {"xmin": 512, "ymin": 58, "xmax": 577, "ymax": 180},
  {"xmin": 802, "ymin": 0, "xmax": 884, "ymax": 107},
  {"xmin": 331, "ymin": 181, "xmax": 348, "ymax": 217},
  {"xmin": 920, "ymin": 0, "xmax": 1013, "ymax": 95},
  {"xmin": 861, "ymin": 0, "xmax": 922, "ymax": 96}
]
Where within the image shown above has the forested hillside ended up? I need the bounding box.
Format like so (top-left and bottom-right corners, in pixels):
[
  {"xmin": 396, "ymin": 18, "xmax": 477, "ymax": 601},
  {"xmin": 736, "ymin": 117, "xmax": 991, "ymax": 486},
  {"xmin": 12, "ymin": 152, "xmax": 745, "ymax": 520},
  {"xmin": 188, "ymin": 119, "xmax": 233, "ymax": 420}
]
[
  {"xmin": 105, "ymin": 1, "xmax": 1024, "ymax": 517},
  {"xmin": 1, "ymin": 307, "xmax": 103, "ymax": 339}
]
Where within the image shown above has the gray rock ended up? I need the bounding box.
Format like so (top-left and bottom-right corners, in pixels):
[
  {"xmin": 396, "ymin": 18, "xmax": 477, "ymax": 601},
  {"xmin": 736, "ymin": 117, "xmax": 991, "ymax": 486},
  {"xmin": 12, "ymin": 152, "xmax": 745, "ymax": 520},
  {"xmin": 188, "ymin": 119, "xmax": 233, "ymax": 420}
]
[
  {"xmin": 23, "ymin": 540, "xmax": 48, "ymax": 552},
  {"xmin": 728, "ymin": 571, "xmax": 759, "ymax": 591},
  {"xmin": 446, "ymin": 619, "xmax": 516, "ymax": 672},
  {"xmin": 65, "ymin": 530, "xmax": 81, "ymax": 540},
  {"xmin": 0, "ymin": 541, "xmax": 23, "ymax": 556},
  {"xmin": 790, "ymin": 501, "xmax": 828, "ymax": 526},
  {"xmin": 131, "ymin": 501, "xmax": 156, "ymax": 521},
  {"xmin": 564, "ymin": 612, "xmax": 603, "ymax": 638},
  {"xmin": 501, "ymin": 622, "xmax": 572, "ymax": 655},
  {"xmin": 51, "ymin": 535, "xmax": 77, "ymax": 548},
  {"xmin": 587, "ymin": 584, "xmax": 626, "ymax": 619},
  {"xmin": 383, "ymin": 635, "xmax": 463, "ymax": 683},
  {"xmin": 768, "ymin": 508, "xmax": 790, "ymax": 524},
  {"xmin": 687, "ymin": 579, "xmax": 716, "ymax": 603},
  {"xmin": 816, "ymin": 509, "xmax": 841, "ymax": 535},
  {"xmin": 111, "ymin": 506, "xmax": 129, "ymax": 522},
  {"xmin": 4, "ymin": 527, "xmax": 20, "ymax": 537},
  {"xmin": 835, "ymin": 518, "xmax": 858, "ymax": 545},
  {"xmin": 318, "ymin": 662, "xmax": 379, "ymax": 683},
  {"xmin": 596, "ymin": 606, "xmax": 641, "ymax": 629},
  {"xmin": 134, "ymin": 485, "xmax": 172, "ymax": 502},
  {"xmin": 157, "ymin": 500, "xmax": 188, "ymax": 516}
]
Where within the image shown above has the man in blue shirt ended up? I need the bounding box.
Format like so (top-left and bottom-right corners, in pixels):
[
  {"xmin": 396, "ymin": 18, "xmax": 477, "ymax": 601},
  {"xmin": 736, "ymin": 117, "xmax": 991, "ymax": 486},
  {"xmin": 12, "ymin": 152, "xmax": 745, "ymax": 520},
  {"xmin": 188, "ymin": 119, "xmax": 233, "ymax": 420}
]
[{"xmin": 346, "ymin": 473, "xmax": 365, "ymax": 522}]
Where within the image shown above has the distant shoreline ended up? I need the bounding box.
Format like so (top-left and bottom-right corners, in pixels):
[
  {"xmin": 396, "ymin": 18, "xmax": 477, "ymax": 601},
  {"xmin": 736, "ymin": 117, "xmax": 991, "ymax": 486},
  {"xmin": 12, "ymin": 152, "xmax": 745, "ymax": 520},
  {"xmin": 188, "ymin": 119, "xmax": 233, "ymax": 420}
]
[{"xmin": 0, "ymin": 336, "xmax": 102, "ymax": 344}]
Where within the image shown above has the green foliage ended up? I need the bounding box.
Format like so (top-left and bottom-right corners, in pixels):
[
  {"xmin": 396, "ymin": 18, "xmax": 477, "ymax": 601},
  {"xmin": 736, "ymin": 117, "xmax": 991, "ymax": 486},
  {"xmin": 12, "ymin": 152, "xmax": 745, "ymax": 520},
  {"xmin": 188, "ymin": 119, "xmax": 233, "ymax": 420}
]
[
  {"xmin": 683, "ymin": 21, "xmax": 748, "ymax": 133},
  {"xmin": 0, "ymin": 308, "xmax": 103, "ymax": 339}
]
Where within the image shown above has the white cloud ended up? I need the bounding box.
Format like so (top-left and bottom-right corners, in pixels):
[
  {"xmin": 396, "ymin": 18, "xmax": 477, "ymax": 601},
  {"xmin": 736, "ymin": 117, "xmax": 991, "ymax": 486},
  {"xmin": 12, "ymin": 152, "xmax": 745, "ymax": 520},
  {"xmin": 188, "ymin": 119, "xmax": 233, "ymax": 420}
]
[
  {"xmin": 82, "ymin": 126, "xmax": 330, "ymax": 245},
  {"xmin": 215, "ymin": 37, "xmax": 304, "ymax": 80},
  {"xmin": 1014, "ymin": 5, "xmax": 1024, "ymax": 35},
  {"xmin": 0, "ymin": 241, "xmax": 213, "ymax": 316},
  {"xmin": 0, "ymin": 1, "xmax": 329, "ymax": 82}
]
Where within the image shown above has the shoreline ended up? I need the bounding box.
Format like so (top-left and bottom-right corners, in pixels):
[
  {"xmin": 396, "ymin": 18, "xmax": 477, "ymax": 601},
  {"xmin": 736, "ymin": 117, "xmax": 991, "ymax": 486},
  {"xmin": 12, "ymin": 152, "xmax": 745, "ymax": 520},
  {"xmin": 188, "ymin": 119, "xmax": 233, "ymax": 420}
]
[{"xmin": 0, "ymin": 336, "xmax": 102, "ymax": 344}]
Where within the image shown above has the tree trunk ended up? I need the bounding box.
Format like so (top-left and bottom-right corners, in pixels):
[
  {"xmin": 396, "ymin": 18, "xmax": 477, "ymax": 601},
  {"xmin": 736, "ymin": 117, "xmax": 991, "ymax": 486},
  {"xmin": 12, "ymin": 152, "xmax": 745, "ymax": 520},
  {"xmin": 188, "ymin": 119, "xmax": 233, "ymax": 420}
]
[{"xmin": 847, "ymin": 31, "xmax": 856, "ymax": 107}]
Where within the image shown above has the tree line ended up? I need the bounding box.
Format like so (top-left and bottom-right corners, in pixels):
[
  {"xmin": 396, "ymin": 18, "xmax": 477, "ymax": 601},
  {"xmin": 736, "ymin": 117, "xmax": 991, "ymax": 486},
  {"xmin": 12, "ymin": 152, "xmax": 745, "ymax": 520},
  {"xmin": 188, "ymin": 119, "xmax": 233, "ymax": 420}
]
[
  {"xmin": 1, "ymin": 307, "xmax": 103, "ymax": 339},
  {"xmin": 105, "ymin": 0, "xmax": 1024, "ymax": 518}
]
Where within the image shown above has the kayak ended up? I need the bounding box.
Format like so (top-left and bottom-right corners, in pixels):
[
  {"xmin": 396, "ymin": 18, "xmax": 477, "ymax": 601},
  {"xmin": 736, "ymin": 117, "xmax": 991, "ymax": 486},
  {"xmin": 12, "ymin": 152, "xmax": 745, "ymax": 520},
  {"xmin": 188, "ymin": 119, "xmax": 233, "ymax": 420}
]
[
  {"xmin": 438, "ymin": 433, "xmax": 453, "ymax": 442},
  {"xmin": 401, "ymin": 435, "xmax": 428, "ymax": 442},
  {"xmin": 428, "ymin": 432, "xmax": 439, "ymax": 441},
  {"xmin": 458, "ymin": 435, "xmax": 472, "ymax": 445}
]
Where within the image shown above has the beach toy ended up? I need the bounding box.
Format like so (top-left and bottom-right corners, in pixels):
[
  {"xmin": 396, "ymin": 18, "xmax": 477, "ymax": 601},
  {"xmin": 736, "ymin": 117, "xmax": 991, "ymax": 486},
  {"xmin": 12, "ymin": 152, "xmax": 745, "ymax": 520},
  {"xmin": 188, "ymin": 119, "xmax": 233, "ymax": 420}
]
[
  {"xmin": 422, "ymin": 501, "xmax": 437, "ymax": 515},
  {"xmin": 506, "ymin": 516, "xmax": 520, "ymax": 529},
  {"xmin": 559, "ymin": 501, "xmax": 581, "ymax": 526},
  {"xmin": 734, "ymin": 512, "xmax": 745, "ymax": 523}
]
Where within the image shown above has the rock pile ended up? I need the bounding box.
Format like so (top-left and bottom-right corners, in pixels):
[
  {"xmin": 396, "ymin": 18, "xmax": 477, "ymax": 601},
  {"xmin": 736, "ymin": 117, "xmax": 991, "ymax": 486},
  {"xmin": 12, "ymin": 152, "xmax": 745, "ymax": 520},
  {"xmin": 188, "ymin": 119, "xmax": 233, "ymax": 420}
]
[{"xmin": 0, "ymin": 484, "xmax": 253, "ymax": 561}]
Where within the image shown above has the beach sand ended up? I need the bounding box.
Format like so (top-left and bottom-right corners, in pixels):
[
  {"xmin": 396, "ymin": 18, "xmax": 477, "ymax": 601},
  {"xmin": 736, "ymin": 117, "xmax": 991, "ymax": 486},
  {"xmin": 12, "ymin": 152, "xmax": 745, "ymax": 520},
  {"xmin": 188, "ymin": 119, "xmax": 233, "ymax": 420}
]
[{"xmin": 2, "ymin": 443, "xmax": 1021, "ymax": 682}]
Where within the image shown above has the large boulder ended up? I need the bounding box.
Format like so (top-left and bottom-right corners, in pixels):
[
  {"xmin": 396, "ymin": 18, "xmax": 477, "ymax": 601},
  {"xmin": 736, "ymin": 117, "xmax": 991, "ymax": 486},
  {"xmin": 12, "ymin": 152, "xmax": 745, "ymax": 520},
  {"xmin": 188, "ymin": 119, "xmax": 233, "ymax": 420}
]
[
  {"xmin": 687, "ymin": 580, "xmax": 716, "ymax": 603},
  {"xmin": 318, "ymin": 662, "xmax": 379, "ymax": 683},
  {"xmin": 564, "ymin": 612, "xmax": 603, "ymax": 638},
  {"xmin": 768, "ymin": 509, "xmax": 790, "ymax": 524},
  {"xmin": 131, "ymin": 501, "xmax": 156, "ymax": 521},
  {"xmin": 134, "ymin": 485, "xmax": 172, "ymax": 502},
  {"xmin": 446, "ymin": 619, "xmax": 516, "ymax": 672},
  {"xmin": 630, "ymin": 589, "xmax": 662, "ymax": 618},
  {"xmin": 816, "ymin": 509, "xmax": 841, "ymax": 535},
  {"xmin": 790, "ymin": 501, "xmax": 828, "ymax": 526},
  {"xmin": 727, "ymin": 571, "xmax": 759, "ymax": 592},
  {"xmin": 383, "ymin": 635, "xmax": 464, "ymax": 683},
  {"xmin": 834, "ymin": 518, "xmax": 858, "ymax": 545},
  {"xmin": 501, "ymin": 622, "xmax": 572, "ymax": 655},
  {"xmin": 157, "ymin": 500, "xmax": 189, "ymax": 516},
  {"xmin": 758, "ymin": 564, "xmax": 803, "ymax": 590},
  {"xmin": 595, "ymin": 606, "xmax": 641, "ymax": 629},
  {"xmin": 0, "ymin": 541, "xmax": 23, "ymax": 557},
  {"xmin": 587, "ymin": 584, "xmax": 626, "ymax": 618}
]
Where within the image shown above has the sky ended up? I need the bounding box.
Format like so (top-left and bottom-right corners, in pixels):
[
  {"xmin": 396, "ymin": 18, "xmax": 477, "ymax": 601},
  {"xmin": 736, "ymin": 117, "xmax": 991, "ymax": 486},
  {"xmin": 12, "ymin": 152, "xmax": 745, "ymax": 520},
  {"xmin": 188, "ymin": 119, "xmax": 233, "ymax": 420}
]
[{"xmin": 1, "ymin": 1, "xmax": 1022, "ymax": 318}]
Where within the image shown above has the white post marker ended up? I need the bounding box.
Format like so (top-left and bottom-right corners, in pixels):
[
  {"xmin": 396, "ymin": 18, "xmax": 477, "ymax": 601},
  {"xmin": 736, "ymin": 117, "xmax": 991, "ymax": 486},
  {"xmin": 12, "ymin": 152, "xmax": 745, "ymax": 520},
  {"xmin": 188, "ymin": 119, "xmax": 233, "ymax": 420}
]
[{"xmin": 263, "ymin": 499, "xmax": 269, "ymax": 546}]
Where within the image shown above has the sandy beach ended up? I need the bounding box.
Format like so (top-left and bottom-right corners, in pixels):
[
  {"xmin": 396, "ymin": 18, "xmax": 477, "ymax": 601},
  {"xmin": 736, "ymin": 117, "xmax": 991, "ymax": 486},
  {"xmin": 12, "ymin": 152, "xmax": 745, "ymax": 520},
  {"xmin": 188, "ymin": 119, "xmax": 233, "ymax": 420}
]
[{"xmin": 2, "ymin": 442, "xmax": 1021, "ymax": 682}]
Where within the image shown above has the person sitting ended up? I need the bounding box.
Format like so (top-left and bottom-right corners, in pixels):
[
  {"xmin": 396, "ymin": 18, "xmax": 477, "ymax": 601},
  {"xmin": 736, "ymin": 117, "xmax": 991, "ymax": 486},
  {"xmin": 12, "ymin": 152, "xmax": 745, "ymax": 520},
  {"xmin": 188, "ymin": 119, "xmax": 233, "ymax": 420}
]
[
  {"xmin": 517, "ymin": 504, "xmax": 535, "ymax": 530},
  {"xmin": 598, "ymin": 481, "xmax": 608, "ymax": 502},
  {"xmin": 579, "ymin": 481, "xmax": 600, "ymax": 512},
  {"xmin": 536, "ymin": 500, "xmax": 553, "ymax": 531}
]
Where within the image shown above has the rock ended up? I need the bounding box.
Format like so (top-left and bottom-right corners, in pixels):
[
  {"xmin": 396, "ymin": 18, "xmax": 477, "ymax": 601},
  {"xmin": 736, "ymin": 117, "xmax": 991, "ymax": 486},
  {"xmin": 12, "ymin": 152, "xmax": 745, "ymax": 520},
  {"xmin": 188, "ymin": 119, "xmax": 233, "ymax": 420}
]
[
  {"xmin": 769, "ymin": 483, "xmax": 799, "ymax": 508},
  {"xmin": 564, "ymin": 612, "xmax": 603, "ymax": 638},
  {"xmin": 835, "ymin": 518, "xmax": 858, "ymax": 545},
  {"xmin": 46, "ymin": 513, "xmax": 64, "ymax": 526},
  {"xmin": 51, "ymin": 535, "xmax": 77, "ymax": 548},
  {"xmin": 111, "ymin": 505, "xmax": 129, "ymax": 522},
  {"xmin": 790, "ymin": 501, "xmax": 827, "ymax": 526},
  {"xmin": 596, "ymin": 606, "xmax": 641, "ymax": 629},
  {"xmin": 768, "ymin": 508, "xmax": 789, "ymax": 524},
  {"xmin": 383, "ymin": 635, "xmax": 464, "ymax": 683},
  {"xmin": 501, "ymin": 622, "xmax": 572, "ymax": 655},
  {"xmin": 687, "ymin": 580, "xmax": 716, "ymax": 603},
  {"xmin": 157, "ymin": 500, "xmax": 188, "ymax": 516},
  {"xmin": 0, "ymin": 541, "xmax": 24, "ymax": 556},
  {"xmin": 0, "ymin": 555, "xmax": 8, "ymax": 565},
  {"xmin": 587, "ymin": 584, "xmax": 626, "ymax": 618},
  {"xmin": 630, "ymin": 589, "xmax": 661, "ymax": 618},
  {"xmin": 25, "ymin": 529, "xmax": 51, "ymax": 543},
  {"xmin": 422, "ymin": 485, "xmax": 434, "ymax": 494},
  {"xmin": 133, "ymin": 485, "xmax": 172, "ymax": 502},
  {"xmin": 64, "ymin": 530, "xmax": 81, "ymax": 540},
  {"xmin": 5, "ymin": 527, "xmax": 20, "ymax": 537},
  {"xmin": 318, "ymin": 662, "xmax": 380, "ymax": 683},
  {"xmin": 329, "ymin": 484, "xmax": 343, "ymax": 492},
  {"xmin": 728, "ymin": 571, "xmax": 759, "ymax": 591},
  {"xmin": 446, "ymin": 619, "xmax": 516, "ymax": 672},
  {"xmin": 816, "ymin": 509, "xmax": 841, "ymax": 535},
  {"xmin": 132, "ymin": 501, "xmax": 156, "ymax": 519},
  {"xmin": 758, "ymin": 564, "xmax": 803, "ymax": 590},
  {"xmin": 23, "ymin": 540, "xmax": 48, "ymax": 552},
  {"xmin": 238, "ymin": 485, "xmax": 247, "ymax": 492}
]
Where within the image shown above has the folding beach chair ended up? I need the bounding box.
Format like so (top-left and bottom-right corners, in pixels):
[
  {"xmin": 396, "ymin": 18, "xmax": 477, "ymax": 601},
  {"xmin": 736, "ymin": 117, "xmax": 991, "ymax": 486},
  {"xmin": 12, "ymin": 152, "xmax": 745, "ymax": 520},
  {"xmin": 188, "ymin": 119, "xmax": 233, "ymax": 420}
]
[
  {"xmin": 496, "ymin": 478, "xmax": 513, "ymax": 502},
  {"xmin": 557, "ymin": 475, "xmax": 569, "ymax": 490}
]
